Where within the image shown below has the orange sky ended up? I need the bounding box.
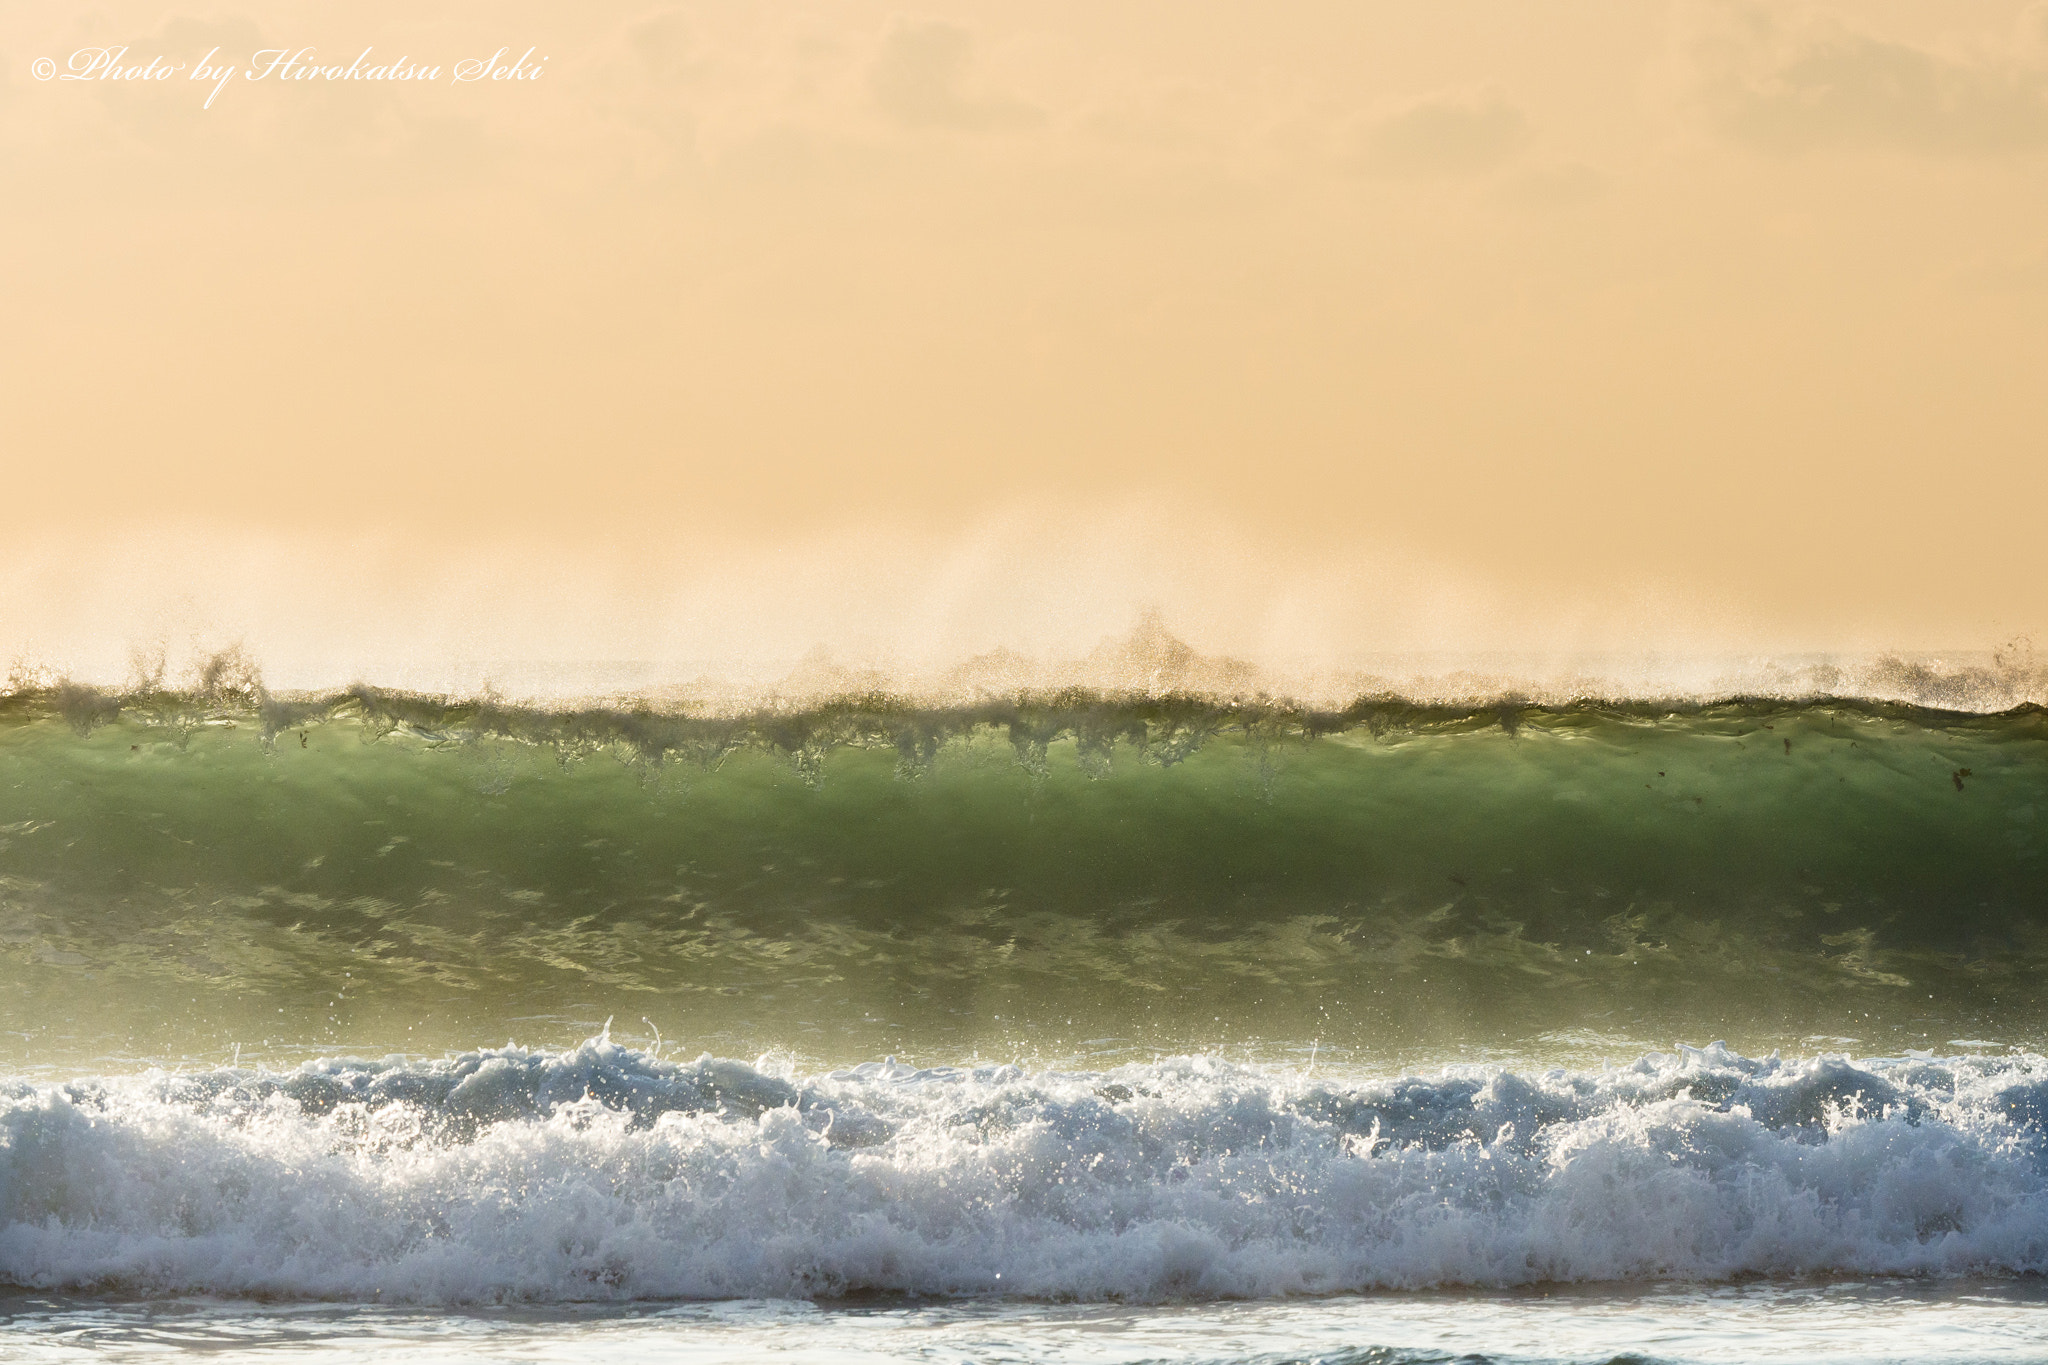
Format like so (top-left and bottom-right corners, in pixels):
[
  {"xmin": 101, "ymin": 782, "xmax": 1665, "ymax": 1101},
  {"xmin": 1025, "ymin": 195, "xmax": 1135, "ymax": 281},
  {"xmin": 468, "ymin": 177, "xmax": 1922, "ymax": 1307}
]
[{"xmin": 4, "ymin": 2, "xmax": 2045, "ymax": 686}]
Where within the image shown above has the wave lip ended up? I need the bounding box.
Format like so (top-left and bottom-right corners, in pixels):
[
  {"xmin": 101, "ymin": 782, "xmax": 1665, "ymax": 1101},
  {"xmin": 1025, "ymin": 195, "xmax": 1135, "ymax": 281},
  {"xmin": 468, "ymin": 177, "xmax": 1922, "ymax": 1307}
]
[
  {"xmin": 3, "ymin": 1040, "xmax": 2045, "ymax": 1303},
  {"xmin": 7, "ymin": 623, "xmax": 2047, "ymax": 726}
]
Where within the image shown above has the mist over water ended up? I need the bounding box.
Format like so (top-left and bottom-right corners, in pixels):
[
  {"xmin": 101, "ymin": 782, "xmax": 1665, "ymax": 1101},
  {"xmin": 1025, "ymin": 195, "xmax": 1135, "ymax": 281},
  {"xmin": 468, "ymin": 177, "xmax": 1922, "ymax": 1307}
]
[{"xmin": 7, "ymin": 516, "xmax": 2039, "ymax": 705}]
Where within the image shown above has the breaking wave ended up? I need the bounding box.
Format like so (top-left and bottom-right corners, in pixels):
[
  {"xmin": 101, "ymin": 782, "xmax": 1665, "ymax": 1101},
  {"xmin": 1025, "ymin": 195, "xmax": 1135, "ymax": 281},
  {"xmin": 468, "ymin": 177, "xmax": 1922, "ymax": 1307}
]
[{"xmin": 3, "ymin": 1040, "xmax": 2046, "ymax": 1302}]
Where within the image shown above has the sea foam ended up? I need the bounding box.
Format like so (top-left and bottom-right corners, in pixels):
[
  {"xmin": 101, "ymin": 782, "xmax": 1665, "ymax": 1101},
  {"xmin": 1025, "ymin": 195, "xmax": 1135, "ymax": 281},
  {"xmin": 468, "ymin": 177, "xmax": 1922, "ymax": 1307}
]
[{"xmin": 2, "ymin": 1040, "xmax": 2045, "ymax": 1303}]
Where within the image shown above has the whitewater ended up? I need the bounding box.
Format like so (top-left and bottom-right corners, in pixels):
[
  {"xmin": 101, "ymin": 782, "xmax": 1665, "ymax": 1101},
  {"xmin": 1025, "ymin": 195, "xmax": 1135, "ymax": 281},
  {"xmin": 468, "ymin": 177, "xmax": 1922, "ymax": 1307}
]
[{"xmin": 5, "ymin": 1037, "xmax": 2048, "ymax": 1302}]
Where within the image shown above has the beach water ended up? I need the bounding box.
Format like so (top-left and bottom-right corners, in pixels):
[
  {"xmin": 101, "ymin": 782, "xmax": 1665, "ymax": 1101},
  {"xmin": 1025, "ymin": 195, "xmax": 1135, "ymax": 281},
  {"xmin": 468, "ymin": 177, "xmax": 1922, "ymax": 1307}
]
[{"xmin": 3, "ymin": 668, "xmax": 2045, "ymax": 1360}]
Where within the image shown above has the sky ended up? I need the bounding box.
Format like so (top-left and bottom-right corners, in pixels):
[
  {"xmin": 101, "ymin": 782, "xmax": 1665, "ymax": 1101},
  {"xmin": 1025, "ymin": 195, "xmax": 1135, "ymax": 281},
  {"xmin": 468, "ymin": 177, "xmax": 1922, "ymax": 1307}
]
[{"xmin": 3, "ymin": 2, "xmax": 2046, "ymax": 689}]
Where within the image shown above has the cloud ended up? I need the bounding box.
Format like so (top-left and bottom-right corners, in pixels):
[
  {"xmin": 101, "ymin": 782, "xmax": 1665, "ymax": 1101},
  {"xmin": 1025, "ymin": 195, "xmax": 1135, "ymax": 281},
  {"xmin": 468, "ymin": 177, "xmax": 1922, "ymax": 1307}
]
[
  {"xmin": 1354, "ymin": 89, "xmax": 1529, "ymax": 179},
  {"xmin": 1683, "ymin": 3, "xmax": 2048, "ymax": 156},
  {"xmin": 869, "ymin": 18, "xmax": 1040, "ymax": 132}
]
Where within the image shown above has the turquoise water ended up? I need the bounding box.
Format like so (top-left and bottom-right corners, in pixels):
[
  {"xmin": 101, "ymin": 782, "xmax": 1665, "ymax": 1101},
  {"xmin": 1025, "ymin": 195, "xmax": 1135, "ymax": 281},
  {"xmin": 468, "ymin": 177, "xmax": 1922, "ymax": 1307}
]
[{"xmin": 2, "ymin": 689, "xmax": 2042, "ymax": 1069}]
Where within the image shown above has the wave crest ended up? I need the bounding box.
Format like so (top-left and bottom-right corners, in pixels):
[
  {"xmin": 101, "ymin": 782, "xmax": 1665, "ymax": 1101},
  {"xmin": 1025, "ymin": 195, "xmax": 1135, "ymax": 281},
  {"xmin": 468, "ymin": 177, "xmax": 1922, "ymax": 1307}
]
[{"xmin": 7, "ymin": 623, "xmax": 2046, "ymax": 737}]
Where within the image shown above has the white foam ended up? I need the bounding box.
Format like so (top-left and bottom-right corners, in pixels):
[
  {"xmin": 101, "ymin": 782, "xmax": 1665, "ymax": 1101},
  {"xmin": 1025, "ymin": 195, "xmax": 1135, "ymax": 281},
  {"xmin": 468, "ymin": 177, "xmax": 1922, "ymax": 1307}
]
[{"xmin": 2, "ymin": 1040, "xmax": 2044, "ymax": 1303}]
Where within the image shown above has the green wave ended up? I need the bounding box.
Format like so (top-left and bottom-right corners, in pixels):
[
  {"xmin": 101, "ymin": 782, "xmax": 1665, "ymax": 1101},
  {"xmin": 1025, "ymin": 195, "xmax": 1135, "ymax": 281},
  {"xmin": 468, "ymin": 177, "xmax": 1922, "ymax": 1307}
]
[{"xmin": 1, "ymin": 687, "xmax": 2044, "ymax": 1070}]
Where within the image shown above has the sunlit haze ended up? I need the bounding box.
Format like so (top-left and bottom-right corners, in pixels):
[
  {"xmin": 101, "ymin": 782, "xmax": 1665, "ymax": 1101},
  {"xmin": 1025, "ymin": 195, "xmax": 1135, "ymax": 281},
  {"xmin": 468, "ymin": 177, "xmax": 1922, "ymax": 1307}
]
[{"xmin": 6, "ymin": 1, "xmax": 2046, "ymax": 689}]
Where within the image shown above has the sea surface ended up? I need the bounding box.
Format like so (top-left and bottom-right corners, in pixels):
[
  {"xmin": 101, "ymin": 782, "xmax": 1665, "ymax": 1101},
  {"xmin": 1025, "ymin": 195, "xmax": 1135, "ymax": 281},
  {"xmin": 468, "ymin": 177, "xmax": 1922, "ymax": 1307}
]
[{"xmin": 2, "ymin": 671, "xmax": 2044, "ymax": 1360}]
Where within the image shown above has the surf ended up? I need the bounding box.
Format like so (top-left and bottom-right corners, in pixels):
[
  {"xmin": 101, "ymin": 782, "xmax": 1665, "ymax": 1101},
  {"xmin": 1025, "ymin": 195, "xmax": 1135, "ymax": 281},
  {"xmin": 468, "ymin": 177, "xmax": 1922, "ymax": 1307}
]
[{"xmin": 2, "ymin": 1038, "xmax": 2045, "ymax": 1302}]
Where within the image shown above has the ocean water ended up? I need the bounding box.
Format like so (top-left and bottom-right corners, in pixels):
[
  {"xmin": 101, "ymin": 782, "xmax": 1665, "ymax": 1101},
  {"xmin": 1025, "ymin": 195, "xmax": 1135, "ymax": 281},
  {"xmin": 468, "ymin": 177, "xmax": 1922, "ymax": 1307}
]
[{"xmin": 2, "ymin": 671, "xmax": 2045, "ymax": 1360}]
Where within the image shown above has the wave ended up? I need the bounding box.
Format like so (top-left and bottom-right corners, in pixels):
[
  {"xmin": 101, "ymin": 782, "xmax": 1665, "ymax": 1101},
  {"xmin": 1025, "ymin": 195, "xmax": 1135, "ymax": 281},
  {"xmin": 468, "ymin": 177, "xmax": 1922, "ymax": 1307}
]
[
  {"xmin": 2, "ymin": 676, "xmax": 2044, "ymax": 1066},
  {"xmin": 3, "ymin": 1039, "xmax": 2046, "ymax": 1302}
]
